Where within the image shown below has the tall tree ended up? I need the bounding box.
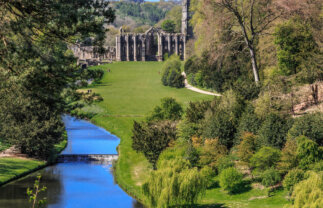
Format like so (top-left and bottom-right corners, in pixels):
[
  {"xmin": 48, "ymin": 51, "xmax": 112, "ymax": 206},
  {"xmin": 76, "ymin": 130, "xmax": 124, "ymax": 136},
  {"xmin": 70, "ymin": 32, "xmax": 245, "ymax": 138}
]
[
  {"xmin": 211, "ymin": 0, "xmax": 282, "ymax": 83},
  {"xmin": 0, "ymin": 0, "xmax": 115, "ymax": 158}
]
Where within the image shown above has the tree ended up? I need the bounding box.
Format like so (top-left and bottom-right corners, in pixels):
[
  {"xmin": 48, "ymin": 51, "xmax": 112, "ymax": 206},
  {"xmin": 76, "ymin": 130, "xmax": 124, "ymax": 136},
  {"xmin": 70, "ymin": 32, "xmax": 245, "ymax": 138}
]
[
  {"xmin": 0, "ymin": 0, "xmax": 115, "ymax": 158},
  {"xmin": 278, "ymin": 139, "xmax": 299, "ymax": 173},
  {"xmin": 236, "ymin": 132, "xmax": 257, "ymax": 163},
  {"xmin": 161, "ymin": 55, "xmax": 184, "ymax": 88},
  {"xmin": 212, "ymin": 0, "xmax": 281, "ymax": 84},
  {"xmin": 219, "ymin": 167, "xmax": 244, "ymax": 194},
  {"xmin": 283, "ymin": 169, "xmax": 305, "ymax": 194},
  {"xmin": 289, "ymin": 171, "xmax": 323, "ymax": 208},
  {"xmin": 257, "ymin": 113, "xmax": 290, "ymax": 149},
  {"xmin": 288, "ymin": 113, "xmax": 323, "ymax": 146},
  {"xmin": 199, "ymin": 138, "xmax": 228, "ymax": 170},
  {"xmin": 275, "ymin": 19, "xmax": 319, "ymax": 75},
  {"xmin": 261, "ymin": 168, "xmax": 281, "ymax": 187},
  {"xmin": 296, "ymin": 136, "xmax": 321, "ymax": 170},
  {"xmin": 161, "ymin": 19, "xmax": 176, "ymax": 33},
  {"xmin": 132, "ymin": 121, "xmax": 177, "ymax": 169},
  {"xmin": 250, "ymin": 147, "xmax": 281, "ymax": 171},
  {"xmin": 185, "ymin": 101, "xmax": 211, "ymax": 123},
  {"xmin": 147, "ymin": 97, "xmax": 183, "ymax": 122},
  {"xmin": 142, "ymin": 158, "xmax": 209, "ymax": 207}
]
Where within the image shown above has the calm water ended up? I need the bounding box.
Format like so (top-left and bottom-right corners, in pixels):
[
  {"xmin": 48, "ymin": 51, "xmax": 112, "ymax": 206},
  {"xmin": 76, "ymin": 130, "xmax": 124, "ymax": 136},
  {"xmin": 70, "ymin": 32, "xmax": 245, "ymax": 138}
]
[{"xmin": 0, "ymin": 116, "xmax": 143, "ymax": 208}]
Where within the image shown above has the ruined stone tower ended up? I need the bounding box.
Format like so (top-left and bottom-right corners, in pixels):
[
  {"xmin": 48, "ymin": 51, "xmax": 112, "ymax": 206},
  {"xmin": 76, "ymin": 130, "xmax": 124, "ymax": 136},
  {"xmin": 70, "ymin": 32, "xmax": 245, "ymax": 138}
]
[{"xmin": 182, "ymin": 0, "xmax": 192, "ymax": 39}]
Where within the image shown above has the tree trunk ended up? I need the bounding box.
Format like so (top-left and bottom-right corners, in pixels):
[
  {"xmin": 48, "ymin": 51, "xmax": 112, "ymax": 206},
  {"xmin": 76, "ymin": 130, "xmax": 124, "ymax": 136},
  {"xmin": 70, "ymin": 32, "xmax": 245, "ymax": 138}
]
[{"xmin": 248, "ymin": 46, "xmax": 260, "ymax": 84}]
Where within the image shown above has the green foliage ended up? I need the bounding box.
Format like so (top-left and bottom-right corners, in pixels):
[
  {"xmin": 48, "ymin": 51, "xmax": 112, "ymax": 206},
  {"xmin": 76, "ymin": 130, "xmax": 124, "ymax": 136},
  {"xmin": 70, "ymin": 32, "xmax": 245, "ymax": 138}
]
[
  {"xmin": 27, "ymin": 175, "xmax": 47, "ymax": 208},
  {"xmin": 185, "ymin": 144, "xmax": 200, "ymax": 167},
  {"xmin": 142, "ymin": 158, "xmax": 208, "ymax": 207},
  {"xmin": 251, "ymin": 147, "xmax": 281, "ymax": 171},
  {"xmin": 217, "ymin": 155, "xmax": 235, "ymax": 174},
  {"xmin": 161, "ymin": 55, "xmax": 184, "ymax": 88},
  {"xmin": 236, "ymin": 132, "xmax": 257, "ymax": 163},
  {"xmin": 131, "ymin": 120, "xmax": 177, "ymax": 169},
  {"xmin": 185, "ymin": 100, "xmax": 211, "ymax": 123},
  {"xmin": 0, "ymin": 0, "xmax": 115, "ymax": 158},
  {"xmin": 275, "ymin": 19, "xmax": 319, "ymax": 76},
  {"xmin": 261, "ymin": 168, "xmax": 281, "ymax": 187},
  {"xmin": 290, "ymin": 171, "xmax": 323, "ymax": 208},
  {"xmin": 236, "ymin": 104, "xmax": 262, "ymax": 141},
  {"xmin": 202, "ymin": 110, "xmax": 236, "ymax": 148},
  {"xmin": 147, "ymin": 97, "xmax": 183, "ymax": 121},
  {"xmin": 114, "ymin": 2, "xmax": 169, "ymax": 25},
  {"xmin": 288, "ymin": 113, "xmax": 323, "ymax": 146},
  {"xmin": 279, "ymin": 139, "xmax": 299, "ymax": 174},
  {"xmin": 199, "ymin": 139, "xmax": 228, "ymax": 170},
  {"xmin": 296, "ymin": 136, "xmax": 321, "ymax": 170},
  {"xmin": 257, "ymin": 114, "xmax": 291, "ymax": 149},
  {"xmin": 161, "ymin": 19, "xmax": 176, "ymax": 33},
  {"xmin": 283, "ymin": 169, "xmax": 305, "ymax": 193},
  {"xmin": 219, "ymin": 167, "xmax": 244, "ymax": 194}
]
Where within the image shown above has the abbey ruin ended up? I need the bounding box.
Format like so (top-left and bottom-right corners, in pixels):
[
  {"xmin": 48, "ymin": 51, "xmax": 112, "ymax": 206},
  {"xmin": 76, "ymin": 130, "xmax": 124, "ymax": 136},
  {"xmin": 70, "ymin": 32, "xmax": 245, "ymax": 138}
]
[{"xmin": 71, "ymin": 0, "xmax": 191, "ymax": 64}]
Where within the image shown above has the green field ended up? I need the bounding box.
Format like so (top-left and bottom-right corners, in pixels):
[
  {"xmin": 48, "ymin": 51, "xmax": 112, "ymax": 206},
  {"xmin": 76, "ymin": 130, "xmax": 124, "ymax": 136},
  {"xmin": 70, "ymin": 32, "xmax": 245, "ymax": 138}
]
[{"xmin": 86, "ymin": 62, "xmax": 289, "ymax": 207}]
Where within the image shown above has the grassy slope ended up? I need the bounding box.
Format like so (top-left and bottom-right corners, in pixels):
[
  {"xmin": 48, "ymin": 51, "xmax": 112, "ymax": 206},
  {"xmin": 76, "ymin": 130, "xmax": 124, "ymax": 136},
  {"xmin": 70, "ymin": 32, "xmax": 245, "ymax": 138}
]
[{"xmin": 87, "ymin": 62, "xmax": 289, "ymax": 207}]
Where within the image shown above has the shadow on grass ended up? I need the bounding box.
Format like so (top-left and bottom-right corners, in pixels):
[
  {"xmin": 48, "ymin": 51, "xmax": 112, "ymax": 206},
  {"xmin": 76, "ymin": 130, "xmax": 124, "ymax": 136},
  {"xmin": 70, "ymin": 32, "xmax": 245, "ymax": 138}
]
[{"xmin": 230, "ymin": 180, "xmax": 252, "ymax": 195}]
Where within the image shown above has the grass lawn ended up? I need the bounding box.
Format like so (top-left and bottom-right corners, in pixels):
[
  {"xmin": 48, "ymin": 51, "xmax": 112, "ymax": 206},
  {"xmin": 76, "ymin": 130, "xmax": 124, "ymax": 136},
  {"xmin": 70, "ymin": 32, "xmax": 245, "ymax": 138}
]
[
  {"xmin": 0, "ymin": 137, "xmax": 67, "ymax": 186},
  {"xmin": 0, "ymin": 157, "xmax": 45, "ymax": 185},
  {"xmin": 85, "ymin": 61, "xmax": 290, "ymax": 207}
]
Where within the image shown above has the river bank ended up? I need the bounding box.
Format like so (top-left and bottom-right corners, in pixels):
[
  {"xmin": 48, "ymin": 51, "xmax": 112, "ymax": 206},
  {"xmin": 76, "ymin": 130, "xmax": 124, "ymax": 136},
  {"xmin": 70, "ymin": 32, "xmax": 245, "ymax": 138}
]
[{"xmin": 0, "ymin": 139, "xmax": 67, "ymax": 187}]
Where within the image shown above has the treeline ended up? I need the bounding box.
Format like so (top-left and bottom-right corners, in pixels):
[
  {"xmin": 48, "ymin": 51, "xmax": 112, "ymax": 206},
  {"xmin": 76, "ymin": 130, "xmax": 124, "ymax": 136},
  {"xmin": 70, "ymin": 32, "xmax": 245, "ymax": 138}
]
[{"xmin": 0, "ymin": 0, "xmax": 115, "ymax": 159}]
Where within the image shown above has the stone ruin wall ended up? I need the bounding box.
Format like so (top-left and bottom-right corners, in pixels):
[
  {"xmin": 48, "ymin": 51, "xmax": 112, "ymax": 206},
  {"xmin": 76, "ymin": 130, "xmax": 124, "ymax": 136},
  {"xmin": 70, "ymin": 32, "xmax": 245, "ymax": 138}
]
[{"xmin": 71, "ymin": 0, "xmax": 190, "ymax": 63}]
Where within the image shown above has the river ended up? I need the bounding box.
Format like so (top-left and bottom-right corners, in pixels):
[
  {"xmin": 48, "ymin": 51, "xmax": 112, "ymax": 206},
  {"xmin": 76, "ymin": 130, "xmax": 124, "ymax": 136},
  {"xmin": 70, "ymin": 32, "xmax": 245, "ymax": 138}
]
[{"xmin": 0, "ymin": 116, "xmax": 143, "ymax": 208}]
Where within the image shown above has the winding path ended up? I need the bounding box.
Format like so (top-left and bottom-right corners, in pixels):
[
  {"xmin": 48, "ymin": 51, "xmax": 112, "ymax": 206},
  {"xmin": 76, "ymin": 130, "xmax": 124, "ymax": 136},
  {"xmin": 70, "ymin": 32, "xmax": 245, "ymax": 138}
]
[{"xmin": 182, "ymin": 72, "xmax": 221, "ymax": 96}]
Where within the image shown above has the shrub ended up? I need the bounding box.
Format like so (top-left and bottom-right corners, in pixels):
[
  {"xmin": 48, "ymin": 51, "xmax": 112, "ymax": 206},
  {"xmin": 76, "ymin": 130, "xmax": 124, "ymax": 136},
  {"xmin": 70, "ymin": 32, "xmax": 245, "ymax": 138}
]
[
  {"xmin": 261, "ymin": 168, "xmax": 281, "ymax": 187},
  {"xmin": 161, "ymin": 55, "xmax": 184, "ymax": 88},
  {"xmin": 290, "ymin": 171, "xmax": 323, "ymax": 208},
  {"xmin": 296, "ymin": 136, "xmax": 321, "ymax": 170},
  {"xmin": 219, "ymin": 167, "xmax": 244, "ymax": 194},
  {"xmin": 199, "ymin": 139, "xmax": 228, "ymax": 170},
  {"xmin": 283, "ymin": 169, "xmax": 305, "ymax": 193},
  {"xmin": 185, "ymin": 100, "xmax": 211, "ymax": 123},
  {"xmin": 288, "ymin": 112, "xmax": 323, "ymax": 146},
  {"xmin": 278, "ymin": 139, "xmax": 299, "ymax": 173},
  {"xmin": 236, "ymin": 132, "xmax": 257, "ymax": 163},
  {"xmin": 147, "ymin": 97, "xmax": 183, "ymax": 121},
  {"xmin": 250, "ymin": 147, "xmax": 281, "ymax": 171},
  {"xmin": 257, "ymin": 113, "xmax": 291, "ymax": 148},
  {"xmin": 161, "ymin": 19, "xmax": 176, "ymax": 33},
  {"xmin": 132, "ymin": 120, "xmax": 177, "ymax": 169},
  {"xmin": 236, "ymin": 104, "xmax": 262, "ymax": 139},
  {"xmin": 217, "ymin": 155, "xmax": 235, "ymax": 173}
]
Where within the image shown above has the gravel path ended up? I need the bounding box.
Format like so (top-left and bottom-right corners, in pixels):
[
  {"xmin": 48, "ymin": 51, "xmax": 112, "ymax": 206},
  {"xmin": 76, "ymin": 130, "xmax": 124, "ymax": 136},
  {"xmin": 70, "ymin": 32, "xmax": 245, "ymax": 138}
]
[{"xmin": 182, "ymin": 72, "xmax": 221, "ymax": 96}]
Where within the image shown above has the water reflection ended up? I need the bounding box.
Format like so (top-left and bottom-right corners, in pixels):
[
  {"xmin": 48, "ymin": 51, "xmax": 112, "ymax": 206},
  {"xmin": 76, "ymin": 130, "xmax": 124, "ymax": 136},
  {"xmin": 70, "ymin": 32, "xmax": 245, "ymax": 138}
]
[{"xmin": 0, "ymin": 116, "xmax": 143, "ymax": 208}]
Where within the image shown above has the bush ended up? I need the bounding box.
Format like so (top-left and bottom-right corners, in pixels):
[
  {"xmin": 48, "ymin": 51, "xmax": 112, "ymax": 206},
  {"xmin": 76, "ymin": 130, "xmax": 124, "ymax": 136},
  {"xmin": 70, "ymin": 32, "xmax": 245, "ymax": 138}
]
[
  {"xmin": 185, "ymin": 100, "xmax": 211, "ymax": 123},
  {"xmin": 147, "ymin": 97, "xmax": 183, "ymax": 121},
  {"xmin": 261, "ymin": 168, "xmax": 281, "ymax": 187},
  {"xmin": 283, "ymin": 169, "xmax": 305, "ymax": 193},
  {"xmin": 161, "ymin": 19, "xmax": 176, "ymax": 33},
  {"xmin": 199, "ymin": 139, "xmax": 228, "ymax": 170},
  {"xmin": 288, "ymin": 112, "xmax": 323, "ymax": 146},
  {"xmin": 161, "ymin": 55, "xmax": 184, "ymax": 88},
  {"xmin": 296, "ymin": 136, "xmax": 321, "ymax": 170},
  {"xmin": 257, "ymin": 113, "xmax": 291, "ymax": 148},
  {"xmin": 236, "ymin": 104, "xmax": 262, "ymax": 139},
  {"xmin": 219, "ymin": 167, "xmax": 244, "ymax": 194},
  {"xmin": 217, "ymin": 155, "xmax": 235, "ymax": 173},
  {"xmin": 250, "ymin": 147, "xmax": 281, "ymax": 171}
]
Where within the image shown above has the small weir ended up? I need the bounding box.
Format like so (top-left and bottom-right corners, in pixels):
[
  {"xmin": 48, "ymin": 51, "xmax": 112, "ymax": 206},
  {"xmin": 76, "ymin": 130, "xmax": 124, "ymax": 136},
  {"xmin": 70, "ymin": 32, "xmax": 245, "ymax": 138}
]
[
  {"xmin": 0, "ymin": 116, "xmax": 143, "ymax": 208},
  {"xmin": 57, "ymin": 154, "xmax": 119, "ymax": 163}
]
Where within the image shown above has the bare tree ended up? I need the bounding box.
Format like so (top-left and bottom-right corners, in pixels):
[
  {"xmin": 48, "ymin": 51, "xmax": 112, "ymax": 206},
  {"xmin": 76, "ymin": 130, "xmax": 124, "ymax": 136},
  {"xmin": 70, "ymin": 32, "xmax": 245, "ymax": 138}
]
[{"xmin": 211, "ymin": 0, "xmax": 282, "ymax": 84}]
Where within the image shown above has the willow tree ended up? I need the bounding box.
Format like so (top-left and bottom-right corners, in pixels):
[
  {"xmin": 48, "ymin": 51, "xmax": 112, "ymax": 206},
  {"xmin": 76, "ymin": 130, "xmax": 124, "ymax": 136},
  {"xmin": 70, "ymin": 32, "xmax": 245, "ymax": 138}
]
[
  {"xmin": 0, "ymin": 0, "xmax": 115, "ymax": 158},
  {"xmin": 211, "ymin": 0, "xmax": 282, "ymax": 84},
  {"xmin": 142, "ymin": 158, "xmax": 209, "ymax": 207}
]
